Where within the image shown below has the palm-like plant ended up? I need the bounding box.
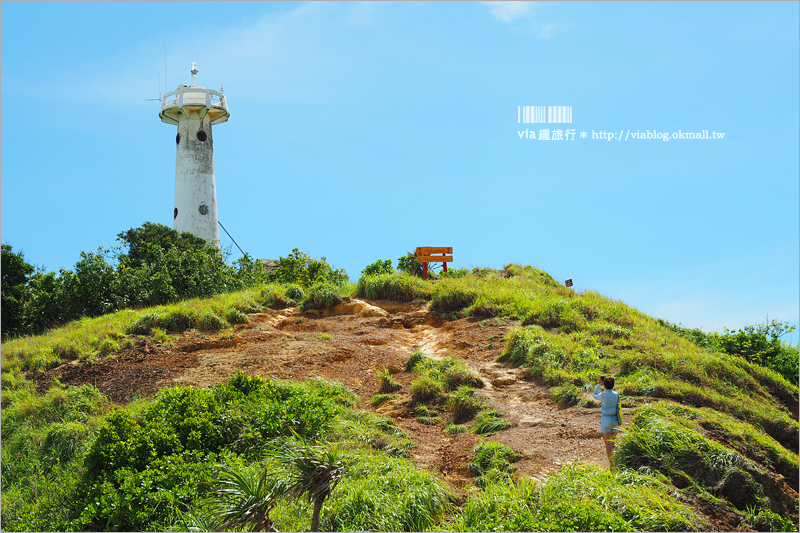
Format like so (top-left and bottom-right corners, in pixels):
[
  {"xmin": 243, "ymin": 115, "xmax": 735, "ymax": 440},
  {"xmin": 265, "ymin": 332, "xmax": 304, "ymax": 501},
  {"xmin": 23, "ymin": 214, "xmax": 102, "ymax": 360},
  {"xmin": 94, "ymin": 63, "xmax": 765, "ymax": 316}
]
[
  {"xmin": 214, "ymin": 466, "xmax": 282, "ymax": 532},
  {"xmin": 273, "ymin": 440, "xmax": 347, "ymax": 532}
]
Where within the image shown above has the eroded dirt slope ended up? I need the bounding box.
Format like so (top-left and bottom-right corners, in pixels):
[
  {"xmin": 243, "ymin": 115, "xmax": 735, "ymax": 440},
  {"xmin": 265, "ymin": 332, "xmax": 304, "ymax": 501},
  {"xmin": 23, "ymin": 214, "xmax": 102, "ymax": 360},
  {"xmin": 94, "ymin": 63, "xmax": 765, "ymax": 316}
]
[{"xmin": 37, "ymin": 299, "xmax": 612, "ymax": 492}]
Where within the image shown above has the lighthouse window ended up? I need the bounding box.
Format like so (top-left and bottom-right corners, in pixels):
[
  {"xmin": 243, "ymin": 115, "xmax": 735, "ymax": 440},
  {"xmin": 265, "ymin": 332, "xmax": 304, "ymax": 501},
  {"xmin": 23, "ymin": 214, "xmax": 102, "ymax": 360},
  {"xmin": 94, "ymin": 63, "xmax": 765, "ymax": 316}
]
[
  {"xmin": 176, "ymin": 133, "xmax": 181, "ymax": 144},
  {"xmin": 174, "ymin": 207, "xmax": 178, "ymax": 219},
  {"xmin": 196, "ymin": 131, "xmax": 207, "ymax": 142},
  {"xmin": 199, "ymin": 204, "xmax": 209, "ymax": 215}
]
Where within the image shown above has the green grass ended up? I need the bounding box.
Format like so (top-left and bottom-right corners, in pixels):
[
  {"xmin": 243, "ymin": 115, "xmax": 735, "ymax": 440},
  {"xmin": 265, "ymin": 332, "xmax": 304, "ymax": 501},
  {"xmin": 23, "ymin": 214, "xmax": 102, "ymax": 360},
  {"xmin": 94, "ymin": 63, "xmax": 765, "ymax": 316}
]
[
  {"xmin": 447, "ymin": 386, "xmax": 485, "ymax": 423},
  {"xmin": 471, "ymin": 410, "xmax": 512, "ymax": 436},
  {"xmin": 498, "ymin": 318, "xmax": 798, "ymax": 451},
  {"xmin": 451, "ymin": 462, "xmax": 707, "ymax": 531},
  {"xmin": 358, "ymin": 267, "xmax": 796, "ymax": 454},
  {"xmin": 614, "ymin": 402, "xmax": 799, "ymax": 520},
  {"xmin": 355, "ymin": 273, "xmax": 429, "ymax": 301},
  {"xmin": 375, "ymin": 367, "xmax": 402, "ymax": 393},
  {"xmin": 412, "ymin": 355, "xmax": 484, "ymax": 392},
  {"xmin": 466, "ymin": 441, "xmax": 522, "ymax": 488},
  {"xmin": 551, "ymin": 383, "xmax": 583, "ymax": 408},
  {"xmin": 445, "ymin": 423, "xmax": 468, "ymax": 435},
  {"xmin": 409, "ymin": 375, "xmax": 445, "ymax": 404},
  {"xmin": 404, "ymin": 349, "xmax": 426, "ymax": 372},
  {"xmin": 369, "ymin": 393, "xmax": 396, "ymax": 408}
]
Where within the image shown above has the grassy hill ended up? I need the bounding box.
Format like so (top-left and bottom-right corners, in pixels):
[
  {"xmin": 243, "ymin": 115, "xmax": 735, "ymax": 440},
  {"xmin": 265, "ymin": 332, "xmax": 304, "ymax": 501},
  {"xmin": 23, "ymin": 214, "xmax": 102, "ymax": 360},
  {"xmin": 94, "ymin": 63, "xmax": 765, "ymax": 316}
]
[{"xmin": 2, "ymin": 265, "xmax": 797, "ymax": 531}]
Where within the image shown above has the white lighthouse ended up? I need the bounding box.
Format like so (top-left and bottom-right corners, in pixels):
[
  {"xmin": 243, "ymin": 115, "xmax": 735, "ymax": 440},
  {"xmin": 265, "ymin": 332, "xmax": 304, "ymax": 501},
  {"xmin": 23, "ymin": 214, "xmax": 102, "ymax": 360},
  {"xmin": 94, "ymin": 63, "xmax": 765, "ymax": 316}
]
[{"xmin": 159, "ymin": 63, "xmax": 229, "ymax": 247}]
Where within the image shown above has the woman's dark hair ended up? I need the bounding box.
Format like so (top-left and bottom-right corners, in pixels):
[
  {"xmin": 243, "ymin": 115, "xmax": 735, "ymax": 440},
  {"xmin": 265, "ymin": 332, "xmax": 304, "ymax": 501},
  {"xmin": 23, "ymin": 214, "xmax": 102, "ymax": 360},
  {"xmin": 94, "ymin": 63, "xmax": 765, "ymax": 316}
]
[{"xmin": 603, "ymin": 376, "xmax": 615, "ymax": 390}]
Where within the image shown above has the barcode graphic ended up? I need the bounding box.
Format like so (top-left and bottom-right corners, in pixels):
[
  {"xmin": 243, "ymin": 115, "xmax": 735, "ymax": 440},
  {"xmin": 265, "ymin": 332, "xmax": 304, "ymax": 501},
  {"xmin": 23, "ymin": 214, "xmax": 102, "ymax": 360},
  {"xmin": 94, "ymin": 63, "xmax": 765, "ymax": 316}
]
[{"xmin": 518, "ymin": 106, "xmax": 572, "ymax": 124}]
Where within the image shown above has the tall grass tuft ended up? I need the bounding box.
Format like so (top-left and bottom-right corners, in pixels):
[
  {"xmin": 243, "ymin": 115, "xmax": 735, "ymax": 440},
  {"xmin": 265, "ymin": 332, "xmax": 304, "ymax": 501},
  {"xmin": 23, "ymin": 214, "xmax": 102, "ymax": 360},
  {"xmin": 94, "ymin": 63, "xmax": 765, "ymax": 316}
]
[
  {"xmin": 466, "ymin": 441, "xmax": 522, "ymax": 487},
  {"xmin": 375, "ymin": 368, "xmax": 401, "ymax": 393},
  {"xmin": 404, "ymin": 350, "xmax": 426, "ymax": 372},
  {"xmin": 447, "ymin": 386, "xmax": 485, "ymax": 424},
  {"xmin": 355, "ymin": 273, "xmax": 429, "ymax": 301},
  {"xmin": 471, "ymin": 410, "xmax": 511, "ymax": 436}
]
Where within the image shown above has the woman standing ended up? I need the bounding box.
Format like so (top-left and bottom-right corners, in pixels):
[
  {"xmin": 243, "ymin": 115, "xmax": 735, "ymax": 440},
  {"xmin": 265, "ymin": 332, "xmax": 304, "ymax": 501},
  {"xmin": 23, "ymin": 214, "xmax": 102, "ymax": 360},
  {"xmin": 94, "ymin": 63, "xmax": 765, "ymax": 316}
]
[{"xmin": 593, "ymin": 376, "xmax": 621, "ymax": 468}]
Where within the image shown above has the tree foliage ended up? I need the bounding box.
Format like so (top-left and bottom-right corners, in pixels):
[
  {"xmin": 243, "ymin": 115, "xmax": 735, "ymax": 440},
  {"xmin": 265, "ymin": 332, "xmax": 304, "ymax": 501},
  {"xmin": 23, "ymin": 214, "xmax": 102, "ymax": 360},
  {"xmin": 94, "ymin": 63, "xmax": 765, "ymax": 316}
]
[
  {"xmin": 1, "ymin": 223, "xmax": 272, "ymax": 339},
  {"xmin": 1, "ymin": 244, "xmax": 35, "ymax": 338},
  {"xmin": 659, "ymin": 318, "xmax": 799, "ymax": 385},
  {"xmin": 267, "ymin": 248, "xmax": 348, "ymax": 287}
]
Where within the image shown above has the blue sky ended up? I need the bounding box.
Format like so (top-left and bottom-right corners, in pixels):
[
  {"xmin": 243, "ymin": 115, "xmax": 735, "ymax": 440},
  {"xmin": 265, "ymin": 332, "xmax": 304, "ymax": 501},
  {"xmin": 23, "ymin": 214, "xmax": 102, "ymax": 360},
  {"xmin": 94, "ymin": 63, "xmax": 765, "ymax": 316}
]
[{"xmin": 2, "ymin": 1, "xmax": 798, "ymax": 341}]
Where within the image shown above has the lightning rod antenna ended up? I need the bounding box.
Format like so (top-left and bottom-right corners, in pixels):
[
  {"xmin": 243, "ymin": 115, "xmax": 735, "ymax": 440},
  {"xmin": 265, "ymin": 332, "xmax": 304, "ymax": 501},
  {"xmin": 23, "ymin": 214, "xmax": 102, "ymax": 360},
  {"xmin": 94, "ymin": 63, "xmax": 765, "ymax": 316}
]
[{"xmin": 163, "ymin": 23, "xmax": 167, "ymax": 95}]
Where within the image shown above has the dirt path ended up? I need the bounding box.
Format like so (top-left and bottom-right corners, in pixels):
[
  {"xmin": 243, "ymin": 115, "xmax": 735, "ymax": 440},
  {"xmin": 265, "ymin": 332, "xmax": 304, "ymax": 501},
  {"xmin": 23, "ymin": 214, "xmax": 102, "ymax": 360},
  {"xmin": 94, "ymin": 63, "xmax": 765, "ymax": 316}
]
[{"xmin": 37, "ymin": 299, "xmax": 610, "ymax": 492}]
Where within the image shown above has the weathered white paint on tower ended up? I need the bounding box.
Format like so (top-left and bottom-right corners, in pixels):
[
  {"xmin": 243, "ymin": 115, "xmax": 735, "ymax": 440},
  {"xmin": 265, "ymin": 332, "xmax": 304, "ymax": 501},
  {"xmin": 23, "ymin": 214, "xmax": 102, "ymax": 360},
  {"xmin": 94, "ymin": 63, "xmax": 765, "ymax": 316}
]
[{"xmin": 159, "ymin": 63, "xmax": 229, "ymax": 247}]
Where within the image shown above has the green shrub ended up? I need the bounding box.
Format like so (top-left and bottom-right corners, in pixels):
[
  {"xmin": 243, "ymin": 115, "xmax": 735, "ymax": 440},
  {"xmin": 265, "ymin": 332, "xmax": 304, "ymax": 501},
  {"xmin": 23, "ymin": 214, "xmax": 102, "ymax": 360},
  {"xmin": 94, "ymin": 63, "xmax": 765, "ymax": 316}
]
[
  {"xmin": 452, "ymin": 463, "xmax": 705, "ymax": 532},
  {"xmin": 438, "ymin": 357, "xmax": 484, "ymax": 391},
  {"xmin": 361, "ymin": 259, "xmax": 393, "ymax": 277},
  {"xmin": 267, "ymin": 248, "xmax": 348, "ymax": 287},
  {"xmin": 285, "ymin": 285, "xmax": 305, "ymax": 301},
  {"xmin": 320, "ymin": 453, "xmax": 452, "ymax": 532},
  {"xmin": 150, "ymin": 327, "xmax": 170, "ymax": 343},
  {"xmin": 466, "ymin": 441, "xmax": 522, "ymax": 487},
  {"xmin": 301, "ymin": 283, "xmax": 348, "ymax": 311},
  {"xmin": 396, "ymin": 252, "xmax": 425, "ymax": 278},
  {"xmin": 615, "ymin": 403, "xmax": 798, "ymax": 517},
  {"xmin": 96, "ymin": 337, "xmax": 119, "ymax": 356},
  {"xmin": 198, "ymin": 311, "xmax": 227, "ymax": 331},
  {"xmin": 440, "ymin": 268, "xmax": 469, "ymax": 278}
]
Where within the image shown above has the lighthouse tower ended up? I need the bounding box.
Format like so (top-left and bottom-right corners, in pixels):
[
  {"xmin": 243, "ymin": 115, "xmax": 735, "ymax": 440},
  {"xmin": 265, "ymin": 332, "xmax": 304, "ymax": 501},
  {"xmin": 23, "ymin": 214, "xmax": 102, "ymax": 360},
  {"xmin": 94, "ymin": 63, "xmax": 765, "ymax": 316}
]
[{"xmin": 159, "ymin": 63, "xmax": 229, "ymax": 247}]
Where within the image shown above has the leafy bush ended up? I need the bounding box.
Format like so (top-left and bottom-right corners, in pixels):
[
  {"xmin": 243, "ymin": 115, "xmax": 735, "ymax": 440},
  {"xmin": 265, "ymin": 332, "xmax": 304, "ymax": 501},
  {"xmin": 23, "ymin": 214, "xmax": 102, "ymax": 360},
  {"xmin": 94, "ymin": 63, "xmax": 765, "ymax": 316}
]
[
  {"xmin": 301, "ymin": 283, "xmax": 349, "ymax": 311},
  {"xmin": 285, "ymin": 285, "xmax": 305, "ymax": 301},
  {"xmin": 361, "ymin": 259, "xmax": 393, "ymax": 277},
  {"xmin": 3, "ymin": 223, "xmax": 272, "ymax": 339},
  {"xmin": 658, "ymin": 319, "xmax": 799, "ymax": 386},
  {"xmin": 440, "ymin": 268, "xmax": 469, "ymax": 278},
  {"xmin": 1, "ymin": 244, "xmax": 35, "ymax": 339},
  {"xmin": 396, "ymin": 252, "xmax": 425, "ymax": 278},
  {"xmin": 267, "ymin": 248, "xmax": 348, "ymax": 287}
]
